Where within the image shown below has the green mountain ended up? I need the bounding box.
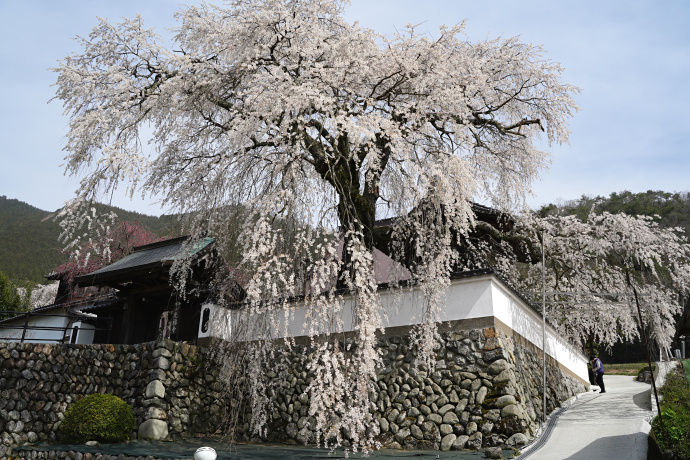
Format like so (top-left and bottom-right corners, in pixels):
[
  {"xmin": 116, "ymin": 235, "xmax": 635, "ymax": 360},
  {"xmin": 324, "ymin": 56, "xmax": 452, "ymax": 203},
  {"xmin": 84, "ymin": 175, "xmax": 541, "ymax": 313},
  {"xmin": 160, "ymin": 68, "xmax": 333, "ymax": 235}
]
[
  {"xmin": 539, "ymin": 190, "xmax": 690, "ymax": 235},
  {"xmin": 0, "ymin": 196, "xmax": 181, "ymax": 285},
  {"xmin": 0, "ymin": 196, "xmax": 64, "ymax": 284},
  {"xmin": 3, "ymin": 190, "xmax": 688, "ymax": 286}
]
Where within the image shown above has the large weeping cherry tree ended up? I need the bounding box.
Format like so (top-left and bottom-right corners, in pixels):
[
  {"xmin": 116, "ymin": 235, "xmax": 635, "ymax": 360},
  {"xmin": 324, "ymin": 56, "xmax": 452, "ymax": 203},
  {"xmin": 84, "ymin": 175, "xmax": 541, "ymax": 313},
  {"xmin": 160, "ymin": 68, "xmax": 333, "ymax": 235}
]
[
  {"xmin": 53, "ymin": 0, "xmax": 578, "ymax": 449},
  {"xmin": 499, "ymin": 211, "xmax": 690, "ymax": 354}
]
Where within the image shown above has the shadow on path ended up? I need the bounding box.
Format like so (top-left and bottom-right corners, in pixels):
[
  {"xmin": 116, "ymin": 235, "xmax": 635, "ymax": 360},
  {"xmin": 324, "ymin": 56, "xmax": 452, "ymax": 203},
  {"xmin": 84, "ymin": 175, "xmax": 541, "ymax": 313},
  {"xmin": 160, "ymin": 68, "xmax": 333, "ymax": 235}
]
[
  {"xmin": 633, "ymin": 388, "xmax": 652, "ymax": 410},
  {"xmin": 557, "ymin": 433, "xmax": 649, "ymax": 460}
]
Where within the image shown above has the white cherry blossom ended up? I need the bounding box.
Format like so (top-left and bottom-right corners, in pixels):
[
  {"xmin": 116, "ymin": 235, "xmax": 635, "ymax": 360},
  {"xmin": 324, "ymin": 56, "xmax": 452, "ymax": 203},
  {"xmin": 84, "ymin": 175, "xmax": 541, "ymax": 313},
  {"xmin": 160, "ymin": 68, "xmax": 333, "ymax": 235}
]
[{"xmin": 53, "ymin": 0, "xmax": 578, "ymax": 449}]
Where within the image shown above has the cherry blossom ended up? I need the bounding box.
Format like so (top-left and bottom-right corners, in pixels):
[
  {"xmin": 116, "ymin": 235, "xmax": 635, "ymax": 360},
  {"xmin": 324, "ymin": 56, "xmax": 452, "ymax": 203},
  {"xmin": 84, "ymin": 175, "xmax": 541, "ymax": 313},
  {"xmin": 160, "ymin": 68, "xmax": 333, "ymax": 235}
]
[{"xmin": 53, "ymin": 0, "xmax": 578, "ymax": 449}]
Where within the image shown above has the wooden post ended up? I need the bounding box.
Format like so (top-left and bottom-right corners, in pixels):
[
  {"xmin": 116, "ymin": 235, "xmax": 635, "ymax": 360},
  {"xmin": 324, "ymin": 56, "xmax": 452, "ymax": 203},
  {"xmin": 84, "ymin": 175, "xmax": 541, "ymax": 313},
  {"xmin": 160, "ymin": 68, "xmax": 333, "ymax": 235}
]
[
  {"xmin": 542, "ymin": 230, "xmax": 547, "ymax": 421},
  {"xmin": 122, "ymin": 298, "xmax": 133, "ymax": 344},
  {"xmin": 169, "ymin": 300, "xmax": 181, "ymax": 341},
  {"xmin": 20, "ymin": 312, "xmax": 31, "ymax": 343}
]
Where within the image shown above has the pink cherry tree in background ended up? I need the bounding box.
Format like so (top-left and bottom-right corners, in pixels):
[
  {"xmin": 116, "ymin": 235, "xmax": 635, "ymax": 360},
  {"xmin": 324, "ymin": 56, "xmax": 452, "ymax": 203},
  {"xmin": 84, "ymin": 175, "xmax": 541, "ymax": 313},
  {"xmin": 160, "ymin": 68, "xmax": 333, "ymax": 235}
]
[{"xmin": 54, "ymin": 213, "xmax": 166, "ymax": 296}]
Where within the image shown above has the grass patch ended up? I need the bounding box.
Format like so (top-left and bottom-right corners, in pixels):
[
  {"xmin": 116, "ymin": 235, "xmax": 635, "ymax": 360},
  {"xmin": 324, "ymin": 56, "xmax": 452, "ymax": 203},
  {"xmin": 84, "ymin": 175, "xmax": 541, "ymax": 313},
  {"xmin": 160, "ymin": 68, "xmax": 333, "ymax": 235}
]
[
  {"xmin": 683, "ymin": 360, "xmax": 690, "ymax": 382},
  {"xmin": 605, "ymin": 362, "xmax": 649, "ymax": 376},
  {"xmin": 650, "ymin": 364, "xmax": 690, "ymax": 459}
]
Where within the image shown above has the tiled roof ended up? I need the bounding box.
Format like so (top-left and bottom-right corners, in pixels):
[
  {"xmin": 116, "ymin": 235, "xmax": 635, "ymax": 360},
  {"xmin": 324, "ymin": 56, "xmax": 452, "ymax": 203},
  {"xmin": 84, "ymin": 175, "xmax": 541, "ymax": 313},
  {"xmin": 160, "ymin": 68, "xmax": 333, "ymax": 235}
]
[
  {"xmin": 75, "ymin": 236, "xmax": 214, "ymax": 283},
  {"xmin": 374, "ymin": 202, "xmax": 509, "ymax": 228}
]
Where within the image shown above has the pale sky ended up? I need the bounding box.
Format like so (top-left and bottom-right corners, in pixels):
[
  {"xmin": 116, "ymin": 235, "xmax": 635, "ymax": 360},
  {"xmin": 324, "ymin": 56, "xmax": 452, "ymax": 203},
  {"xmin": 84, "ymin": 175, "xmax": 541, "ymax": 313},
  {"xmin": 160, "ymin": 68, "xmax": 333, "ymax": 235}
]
[{"xmin": 1, "ymin": 1, "xmax": 688, "ymax": 215}]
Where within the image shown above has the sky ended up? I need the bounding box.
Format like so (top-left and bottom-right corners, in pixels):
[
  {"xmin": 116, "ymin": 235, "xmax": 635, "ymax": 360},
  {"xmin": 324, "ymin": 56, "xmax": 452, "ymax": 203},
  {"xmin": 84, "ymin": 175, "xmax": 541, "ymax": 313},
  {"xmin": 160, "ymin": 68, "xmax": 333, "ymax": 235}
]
[{"xmin": 1, "ymin": 0, "xmax": 688, "ymax": 216}]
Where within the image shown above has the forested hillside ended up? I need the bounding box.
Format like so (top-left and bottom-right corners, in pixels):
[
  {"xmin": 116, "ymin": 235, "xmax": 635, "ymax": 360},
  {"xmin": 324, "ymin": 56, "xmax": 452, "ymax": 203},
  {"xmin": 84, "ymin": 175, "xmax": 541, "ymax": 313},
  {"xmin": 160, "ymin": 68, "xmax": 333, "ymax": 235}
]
[
  {"xmin": 0, "ymin": 196, "xmax": 181, "ymax": 284},
  {"xmin": 539, "ymin": 190, "xmax": 690, "ymax": 235},
  {"xmin": 0, "ymin": 196, "xmax": 64, "ymax": 284},
  {"xmin": 2, "ymin": 190, "xmax": 688, "ymax": 285}
]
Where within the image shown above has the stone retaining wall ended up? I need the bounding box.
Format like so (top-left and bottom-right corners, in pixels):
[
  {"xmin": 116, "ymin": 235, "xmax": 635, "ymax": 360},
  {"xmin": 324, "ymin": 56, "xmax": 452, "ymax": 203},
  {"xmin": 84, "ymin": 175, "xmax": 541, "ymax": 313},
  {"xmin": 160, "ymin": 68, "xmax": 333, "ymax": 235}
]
[
  {"xmin": 250, "ymin": 324, "xmax": 586, "ymax": 451},
  {"xmin": 0, "ymin": 339, "xmax": 226, "ymax": 458},
  {"xmin": 10, "ymin": 449, "xmax": 147, "ymax": 460},
  {"xmin": 1, "ymin": 322, "xmax": 586, "ymax": 457}
]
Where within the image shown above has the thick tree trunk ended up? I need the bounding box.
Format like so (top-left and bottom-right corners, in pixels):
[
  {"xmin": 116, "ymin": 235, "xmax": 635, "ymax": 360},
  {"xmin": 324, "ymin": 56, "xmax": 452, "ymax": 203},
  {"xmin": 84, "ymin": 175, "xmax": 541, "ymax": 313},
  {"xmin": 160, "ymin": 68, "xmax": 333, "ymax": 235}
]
[
  {"xmin": 302, "ymin": 126, "xmax": 391, "ymax": 289},
  {"xmin": 336, "ymin": 192, "xmax": 377, "ymax": 289}
]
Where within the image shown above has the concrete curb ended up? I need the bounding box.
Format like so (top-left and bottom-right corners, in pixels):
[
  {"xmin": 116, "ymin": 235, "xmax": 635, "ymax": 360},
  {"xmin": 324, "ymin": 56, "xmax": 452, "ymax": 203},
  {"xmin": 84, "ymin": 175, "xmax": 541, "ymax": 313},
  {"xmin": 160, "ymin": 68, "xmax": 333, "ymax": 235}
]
[
  {"xmin": 518, "ymin": 390, "xmax": 590, "ymax": 458},
  {"xmin": 650, "ymin": 360, "xmax": 677, "ymax": 419}
]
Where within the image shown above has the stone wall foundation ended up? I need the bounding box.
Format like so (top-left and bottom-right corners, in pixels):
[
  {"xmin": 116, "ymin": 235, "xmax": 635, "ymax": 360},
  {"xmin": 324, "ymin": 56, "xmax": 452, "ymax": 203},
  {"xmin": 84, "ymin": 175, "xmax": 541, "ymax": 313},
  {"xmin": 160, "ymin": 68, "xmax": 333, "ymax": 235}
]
[{"xmin": 0, "ymin": 322, "xmax": 587, "ymax": 457}]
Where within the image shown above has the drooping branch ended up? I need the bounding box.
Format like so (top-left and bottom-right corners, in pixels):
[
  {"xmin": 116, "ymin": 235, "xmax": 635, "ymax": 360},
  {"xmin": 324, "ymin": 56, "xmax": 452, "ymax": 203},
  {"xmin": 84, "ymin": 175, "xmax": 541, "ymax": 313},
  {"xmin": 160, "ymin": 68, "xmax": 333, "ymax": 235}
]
[{"xmin": 53, "ymin": 1, "xmax": 580, "ymax": 449}]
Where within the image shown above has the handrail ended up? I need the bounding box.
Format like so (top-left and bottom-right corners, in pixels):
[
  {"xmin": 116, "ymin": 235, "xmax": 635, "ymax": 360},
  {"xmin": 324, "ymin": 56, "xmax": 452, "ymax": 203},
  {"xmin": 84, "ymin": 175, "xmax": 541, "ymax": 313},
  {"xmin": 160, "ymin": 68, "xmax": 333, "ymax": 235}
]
[{"xmin": 1, "ymin": 310, "xmax": 93, "ymax": 319}]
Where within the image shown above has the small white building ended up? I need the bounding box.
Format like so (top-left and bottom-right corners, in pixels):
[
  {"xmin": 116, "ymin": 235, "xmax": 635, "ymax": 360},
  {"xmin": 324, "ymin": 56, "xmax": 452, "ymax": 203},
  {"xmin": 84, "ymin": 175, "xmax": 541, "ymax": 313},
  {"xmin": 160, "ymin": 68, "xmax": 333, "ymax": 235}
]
[{"xmin": 0, "ymin": 300, "xmax": 99, "ymax": 344}]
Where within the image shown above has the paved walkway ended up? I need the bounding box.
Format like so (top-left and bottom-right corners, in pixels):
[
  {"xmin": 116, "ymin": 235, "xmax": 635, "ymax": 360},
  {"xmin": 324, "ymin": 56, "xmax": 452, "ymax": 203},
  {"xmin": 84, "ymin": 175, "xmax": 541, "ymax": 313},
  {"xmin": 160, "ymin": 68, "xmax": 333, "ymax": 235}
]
[{"xmin": 523, "ymin": 375, "xmax": 653, "ymax": 460}]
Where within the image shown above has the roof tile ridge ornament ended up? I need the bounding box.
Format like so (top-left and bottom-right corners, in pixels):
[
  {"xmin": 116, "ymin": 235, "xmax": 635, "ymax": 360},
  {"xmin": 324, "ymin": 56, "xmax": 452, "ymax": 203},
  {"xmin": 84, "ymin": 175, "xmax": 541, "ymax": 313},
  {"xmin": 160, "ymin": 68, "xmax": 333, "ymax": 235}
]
[{"xmin": 131, "ymin": 235, "xmax": 191, "ymax": 252}]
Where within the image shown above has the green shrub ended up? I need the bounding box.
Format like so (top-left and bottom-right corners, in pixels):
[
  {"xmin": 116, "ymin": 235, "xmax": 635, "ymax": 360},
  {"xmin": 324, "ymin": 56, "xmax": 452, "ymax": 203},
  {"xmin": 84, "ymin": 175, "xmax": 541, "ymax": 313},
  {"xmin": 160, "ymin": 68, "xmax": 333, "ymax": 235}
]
[
  {"xmin": 636, "ymin": 364, "xmax": 656, "ymax": 381},
  {"xmin": 651, "ymin": 367, "xmax": 690, "ymax": 459},
  {"xmin": 658, "ymin": 370, "xmax": 690, "ymax": 407},
  {"xmin": 639, "ymin": 364, "xmax": 657, "ymax": 374},
  {"xmin": 58, "ymin": 394, "xmax": 135, "ymax": 443}
]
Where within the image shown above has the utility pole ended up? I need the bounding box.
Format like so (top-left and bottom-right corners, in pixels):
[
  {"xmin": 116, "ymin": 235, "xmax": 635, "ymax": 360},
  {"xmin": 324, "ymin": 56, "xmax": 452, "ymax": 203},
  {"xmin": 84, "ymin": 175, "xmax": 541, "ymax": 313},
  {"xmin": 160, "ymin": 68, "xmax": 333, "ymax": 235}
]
[
  {"xmin": 626, "ymin": 269, "xmax": 663, "ymax": 431},
  {"xmin": 542, "ymin": 230, "xmax": 547, "ymax": 422}
]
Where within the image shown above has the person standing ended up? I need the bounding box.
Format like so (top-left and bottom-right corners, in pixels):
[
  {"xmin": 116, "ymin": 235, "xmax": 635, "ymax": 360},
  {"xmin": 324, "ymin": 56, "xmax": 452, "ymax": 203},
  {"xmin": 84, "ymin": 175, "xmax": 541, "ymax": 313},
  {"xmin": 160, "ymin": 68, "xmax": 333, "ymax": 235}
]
[{"xmin": 590, "ymin": 355, "xmax": 606, "ymax": 393}]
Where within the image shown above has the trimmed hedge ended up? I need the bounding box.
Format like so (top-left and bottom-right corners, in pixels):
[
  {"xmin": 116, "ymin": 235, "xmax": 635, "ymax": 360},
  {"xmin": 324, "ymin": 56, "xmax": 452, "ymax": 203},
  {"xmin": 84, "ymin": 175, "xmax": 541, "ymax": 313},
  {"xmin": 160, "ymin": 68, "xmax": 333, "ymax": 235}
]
[{"xmin": 58, "ymin": 394, "xmax": 135, "ymax": 443}]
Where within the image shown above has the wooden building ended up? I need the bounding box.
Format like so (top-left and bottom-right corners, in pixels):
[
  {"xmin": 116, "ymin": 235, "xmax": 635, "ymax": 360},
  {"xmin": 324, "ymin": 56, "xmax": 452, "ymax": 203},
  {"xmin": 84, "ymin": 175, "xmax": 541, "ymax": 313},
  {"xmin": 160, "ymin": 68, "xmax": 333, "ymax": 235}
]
[{"xmin": 74, "ymin": 236, "xmax": 228, "ymax": 345}]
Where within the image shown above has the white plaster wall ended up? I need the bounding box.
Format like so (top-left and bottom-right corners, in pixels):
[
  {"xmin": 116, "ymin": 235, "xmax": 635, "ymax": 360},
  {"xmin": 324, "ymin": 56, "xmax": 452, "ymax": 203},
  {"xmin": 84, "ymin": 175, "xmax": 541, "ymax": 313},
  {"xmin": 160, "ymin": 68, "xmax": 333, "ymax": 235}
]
[
  {"xmin": 442, "ymin": 277, "xmax": 496, "ymax": 321},
  {"xmin": 206, "ymin": 274, "xmax": 587, "ymax": 381},
  {"xmin": 486, "ymin": 280, "xmax": 589, "ymax": 382},
  {"xmin": 202, "ymin": 304, "xmax": 234, "ymax": 339},
  {"xmin": 273, "ymin": 278, "xmax": 494, "ymax": 337},
  {"xmin": 70, "ymin": 321, "xmax": 96, "ymax": 344}
]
